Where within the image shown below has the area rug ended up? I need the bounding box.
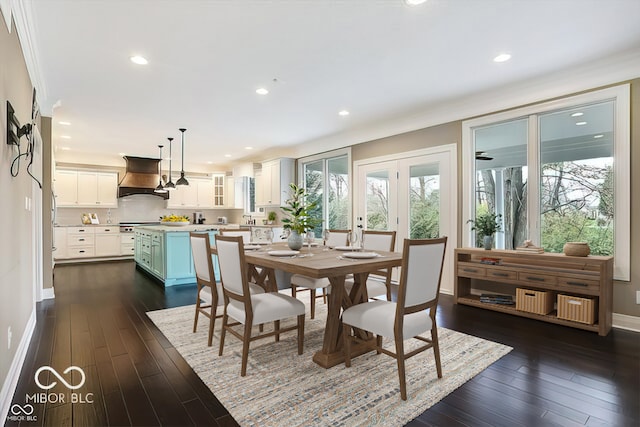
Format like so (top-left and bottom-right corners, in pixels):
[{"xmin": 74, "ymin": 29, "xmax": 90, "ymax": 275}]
[{"xmin": 147, "ymin": 295, "xmax": 512, "ymax": 427}]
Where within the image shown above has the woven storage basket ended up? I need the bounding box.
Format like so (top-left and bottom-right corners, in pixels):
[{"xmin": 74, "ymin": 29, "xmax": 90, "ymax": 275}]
[
  {"xmin": 563, "ymin": 242, "xmax": 590, "ymax": 257},
  {"xmin": 516, "ymin": 288, "xmax": 554, "ymax": 315},
  {"xmin": 557, "ymin": 294, "xmax": 596, "ymax": 324}
]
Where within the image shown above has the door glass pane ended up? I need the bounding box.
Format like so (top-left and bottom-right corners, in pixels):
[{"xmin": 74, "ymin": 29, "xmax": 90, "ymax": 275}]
[
  {"xmin": 539, "ymin": 101, "xmax": 614, "ymax": 255},
  {"xmin": 474, "ymin": 119, "xmax": 528, "ymax": 249},
  {"xmin": 304, "ymin": 160, "xmax": 324, "ymax": 236},
  {"xmin": 327, "ymin": 156, "xmax": 349, "ymax": 230},
  {"xmin": 365, "ymin": 170, "xmax": 389, "ymax": 230},
  {"xmin": 409, "ymin": 163, "xmax": 440, "ymax": 238}
]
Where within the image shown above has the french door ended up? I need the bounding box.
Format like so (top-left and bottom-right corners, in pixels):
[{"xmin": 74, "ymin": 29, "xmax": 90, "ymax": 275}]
[{"xmin": 355, "ymin": 146, "xmax": 457, "ymax": 294}]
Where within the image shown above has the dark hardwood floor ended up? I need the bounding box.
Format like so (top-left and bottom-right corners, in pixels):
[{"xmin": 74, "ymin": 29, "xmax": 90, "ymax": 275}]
[{"xmin": 6, "ymin": 260, "xmax": 639, "ymax": 427}]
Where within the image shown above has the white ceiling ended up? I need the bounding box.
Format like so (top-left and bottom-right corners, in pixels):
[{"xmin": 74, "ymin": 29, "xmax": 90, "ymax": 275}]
[{"xmin": 23, "ymin": 0, "xmax": 640, "ymax": 171}]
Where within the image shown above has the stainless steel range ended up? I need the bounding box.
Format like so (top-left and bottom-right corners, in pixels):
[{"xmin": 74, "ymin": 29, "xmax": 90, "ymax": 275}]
[{"xmin": 119, "ymin": 222, "xmax": 161, "ymax": 233}]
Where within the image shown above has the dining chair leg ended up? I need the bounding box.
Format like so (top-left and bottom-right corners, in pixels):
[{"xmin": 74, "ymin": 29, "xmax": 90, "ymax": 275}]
[
  {"xmin": 193, "ymin": 289, "xmax": 201, "ymax": 333},
  {"xmin": 310, "ymin": 289, "xmax": 316, "ymax": 319},
  {"xmin": 240, "ymin": 322, "xmax": 252, "ymax": 377},
  {"xmin": 343, "ymin": 324, "xmax": 352, "ymax": 367},
  {"xmin": 218, "ymin": 314, "xmax": 228, "ymax": 356},
  {"xmin": 376, "ymin": 335, "xmax": 383, "ymax": 354},
  {"xmin": 322, "ymin": 288, "xmax": 327, "ymax": 304},
  {"xmin": 274, "ymin": 320, "xmax": 280, "ymax": 342},
  {"xmin": 431, "ymin": 323, "xmax": 443, "ymax": 379},
  {"xmin": 395, "ymin": 335, "xmax": 407, "ymax": 400},
  {"xmin": 291, "ymin": 284, "xmax": 297, "ymax": 298},
  {"xmin": 207, "ymin": 307, "xmax": 215, "ymax": 347},
  {"xmin": 297, "ymin": 314, "xmax": 305, "ymax": 355}
]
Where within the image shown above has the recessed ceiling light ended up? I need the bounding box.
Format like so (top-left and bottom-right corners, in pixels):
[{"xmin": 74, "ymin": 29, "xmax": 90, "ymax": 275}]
[
  {"xmin": 338, "ymin": 110, "xmax": 350, "ymax": 116},
  {"xmin": 571, "ymin": 112, "xmax": 583, "ymax": 117},
  {"xmin": 207, "ymin": 161, "xmax": 213, "ymax": 165},
  {"xmin": 118, "ymin": 152, "xmax": 126, "ymax": 156},
  {"xmin": 493, "ymin": 53, "xmax": 511, "ymax": 63},
  {"xmin": 593, "ymin": 134, "xmax": 604, "ymax": 139},
  {"xmin": 256, "ymin": 88, "xmax": 269, "ymax": 95},
  {"xmin": 58, "ymin": 121, "xmax": 71, "ymax": 126},
  {"xmin": 575, "ymin": 121, "xmax": 587, "ymax": 126},
  {"xmin": 60, "ymin": 135, "xmax": 71, "ymax": 139},
  {"xmin": 130, "ymin": 55, "xmax": 148, "ymax": 65},
  {"xmin": 404, "ymin": 0, "xmax": 427, "ymax": 5},
  {"xmin": 245, "ymin": 146, "xmax": 253, "ymax": 150},
  {"xmin": 60, "ymin": 147, "xmax": 70, "ymax": 151},
  {"xmin": 224, "ymin": 154, "xmax": 232, "ymax": 158}
]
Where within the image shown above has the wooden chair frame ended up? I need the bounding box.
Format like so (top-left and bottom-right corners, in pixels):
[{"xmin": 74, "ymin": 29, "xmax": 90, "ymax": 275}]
[
  {"xmin": 343, "ymin": 237, "xmax": 448, "ymax": 400},
  {"xmin": 216, "ymin": 234, "xmax": 305, "ymax": 376},
  {"xmin": 361, "ymin": 229, "xmax": 396, "ymax": 301},
  {"xmin": 189, "ymin": 232, "xmax": 221, "ymax": 347}
]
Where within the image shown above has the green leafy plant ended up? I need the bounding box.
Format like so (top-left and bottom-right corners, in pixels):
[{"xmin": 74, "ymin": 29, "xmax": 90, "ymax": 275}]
[
  {"xmin": 467, "ymin": 212, "xmax": 502, "ymax": 237},
  {"xmin": 267, "ymin": 211, "xmax": 277, "ymax": 222},
  {"xmin": 281, "ymin": 183, "xmax": 322, "ymax": 234}
]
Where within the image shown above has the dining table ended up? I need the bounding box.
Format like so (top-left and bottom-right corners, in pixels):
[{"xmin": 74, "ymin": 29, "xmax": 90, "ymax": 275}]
[{"xmin": 225, "ymin": 242, "xmax": 403, "ymax": 369}]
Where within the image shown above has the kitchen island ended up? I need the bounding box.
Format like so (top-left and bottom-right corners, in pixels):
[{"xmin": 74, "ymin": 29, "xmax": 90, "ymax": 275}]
[{"xmin": 134, "ymin": 224, "xmax": 223, "ymax": 286}]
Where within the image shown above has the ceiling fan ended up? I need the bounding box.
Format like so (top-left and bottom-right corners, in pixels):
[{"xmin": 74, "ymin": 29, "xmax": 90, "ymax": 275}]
[{"xmin": 475, "ymin": 151, "xmax": 493, "ymax": 161}]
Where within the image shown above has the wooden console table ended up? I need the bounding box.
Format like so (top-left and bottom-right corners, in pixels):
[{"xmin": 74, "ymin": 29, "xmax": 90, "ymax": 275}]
[{"xmin": 454, "ymin": 248, "xmax": 613, "ymax": 336}]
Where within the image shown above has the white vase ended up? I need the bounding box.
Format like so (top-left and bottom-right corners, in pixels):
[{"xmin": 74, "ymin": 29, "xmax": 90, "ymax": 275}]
[{"xmin": 287, "ymin": 231, "xmax": 303, "ymax": 250}]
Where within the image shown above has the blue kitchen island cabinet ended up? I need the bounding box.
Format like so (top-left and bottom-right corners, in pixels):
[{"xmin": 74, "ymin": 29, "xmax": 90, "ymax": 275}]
[{"xmin": 134, "ymin": 225, "xmax": 220, "ymax": 286}]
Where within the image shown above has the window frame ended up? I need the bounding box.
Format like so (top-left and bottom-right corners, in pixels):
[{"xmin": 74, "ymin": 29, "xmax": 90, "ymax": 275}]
[
  {"xmin": 298, "ymin": 147, "xmax": 352, "ymax": 229},
  {"xmin": 462, "ymin": 84, "xmax": 630, "ymax": 281}
]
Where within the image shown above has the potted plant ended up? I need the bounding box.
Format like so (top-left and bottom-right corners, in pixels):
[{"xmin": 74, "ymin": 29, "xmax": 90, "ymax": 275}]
[
  {"xmin": 281, "ymin": 183, "xmax": 322, "ymax": 250},
  {"xmin": 267, "ymin": 211, "xmax": 277, "ymax": 225},
  {"xmin": 468, "ymin": 212, "xmax": 502, "ymax": 250}
]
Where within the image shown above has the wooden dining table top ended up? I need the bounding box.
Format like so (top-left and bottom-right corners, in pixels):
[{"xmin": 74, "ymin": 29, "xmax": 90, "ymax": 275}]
[{"xmin": 241, "ymin": 243, "xmax": 403, "ymax": 279}]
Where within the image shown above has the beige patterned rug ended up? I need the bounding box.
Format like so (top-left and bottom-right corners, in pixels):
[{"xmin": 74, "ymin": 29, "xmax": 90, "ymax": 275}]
[{"xmin": 147, "ymin": 294, "xmax": 511, "ymax": 427}]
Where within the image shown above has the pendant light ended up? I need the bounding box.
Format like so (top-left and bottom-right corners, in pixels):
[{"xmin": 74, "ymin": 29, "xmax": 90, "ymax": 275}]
[
  {"xmin": 176, "ymin": 128, "xmax": 189, "ymax": 186},
  {"xmin": 164, "ymin": 137, "xmax": 175, "ymax": 190},
  {"xmin": 154, "ymin": 145, "xmax": 167, "ymax": 193}
]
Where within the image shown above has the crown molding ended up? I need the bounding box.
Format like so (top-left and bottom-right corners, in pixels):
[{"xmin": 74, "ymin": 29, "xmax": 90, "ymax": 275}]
[{"xmin": 5, "ymin": 0, "xmax": 49, "ymax": 114}]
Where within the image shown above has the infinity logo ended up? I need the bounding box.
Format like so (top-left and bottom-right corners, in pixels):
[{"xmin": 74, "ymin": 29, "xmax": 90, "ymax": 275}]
[
  {"xmin": 34, "ymin": 366, "xmax": 86, "ymax": 390},
  {"xmin": 10, "ymin": 404, "xmax": 34, "ymax": 415}
]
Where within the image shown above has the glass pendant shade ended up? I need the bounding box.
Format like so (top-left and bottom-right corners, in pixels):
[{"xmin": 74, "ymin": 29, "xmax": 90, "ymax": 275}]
[
  {"xmin": 164, "ymin": 137, "xmax": 175, "ymax": 190},
  {"xmin": 154, "ymin": 145, "xmax": 167, "ymax": 193},
  {"xmin": 176, "ymin": 128, "xmax": 189, "ymax": 186}
]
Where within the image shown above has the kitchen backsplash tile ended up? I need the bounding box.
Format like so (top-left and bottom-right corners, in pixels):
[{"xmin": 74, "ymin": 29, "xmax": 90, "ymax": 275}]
[{"xmin": 55, "ymin": 194, "xmax": 244, "ymax": 225}]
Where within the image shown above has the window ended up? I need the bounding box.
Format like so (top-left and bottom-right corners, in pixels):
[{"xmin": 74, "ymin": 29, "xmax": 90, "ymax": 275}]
[
  {"xmin": 299, "ymin": 148, "xmax": 351, "ymax": 236},
  {"xmin": 463, "ymin": 85, "xmax": 630, "ymax": 280}
]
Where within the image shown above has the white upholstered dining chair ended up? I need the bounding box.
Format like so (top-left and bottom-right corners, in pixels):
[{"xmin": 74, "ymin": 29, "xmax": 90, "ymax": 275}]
[
  {"xmin": 219, "ymin": 228, "xmax": 252, "ymax": 243},
  {"xmin": 344, "ymin": 230, "xmax": 396, "ymax": 301},
  {"xmin": 342, "ymin": 236, "xmax": 447, "ymax": 400},
  {"xmin": 216, "ymin": 234, "xmax": 306, "ymax": 376},
  {"xmin": 290, "ymin": 229, "xmax": 350, "ymax": 319}
]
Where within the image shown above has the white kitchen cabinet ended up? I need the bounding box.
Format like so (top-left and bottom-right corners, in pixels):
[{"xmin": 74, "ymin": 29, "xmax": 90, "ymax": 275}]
[
  {"xmin": 55, "ymin": 169, "xmax": 118, "ymax": 207},
  {"xmin": 150, "ymin": 231, "xmax": 165, "ymax": 278},
  {"xmin": 255, "ymin": 158, "xmax": 294, "ymax": 206},
  {"xmin": 213, "ymin": 174, "xmax": 225, "ymax": 207},
  {"xmin": 54, "ymin": 169, "xmax": 79, "ymax": 206},
  {"xmin": 166, "ymin": 177, "xmax": 213, "ymax": 209},
  {"xmin": 95, "ymin": 226, "xmax": 121, "ymax": 256},
  {"xmin": 66, "ymin": 226, "xmax": 95, "ymax": 258},
  {"xmin": 120, "ymin": 234, "xmax": 135, "ymax": 256},
  {"xmin": 53, "ymin": 227, "xmax": 67, "ymax": 259},
  {"xmin": 225, "ymin": 176, "xmax": 236, "ymax": 208}
]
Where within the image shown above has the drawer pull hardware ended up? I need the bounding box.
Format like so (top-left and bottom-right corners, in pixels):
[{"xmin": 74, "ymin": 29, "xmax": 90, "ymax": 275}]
[
  {"xmin": 524, "ymin": 292, "xmax": 536, "ymax": 297},
  {"xmin": 526, "ymin": 276, "xmax": 545, "ymax": 281},
  {"xmin": 463, "ymin": 268, "xmax": 478, "ymax": 273},
  {"xmin": 568, "ymin": 300, "xmax": 582, "ymax": 305},
  {"xmin": 567, "ymin": 281, "xmax": 587, "ymax": 287},
  {"xmin": 492, "ymin": 272, "xmax": 509, "ymax": 277},
  {"xmin": 79, "ymin": 250, "xmax": 85, "ymax": 253},
  {"xmin": 79, "ymin": 238, "xmax": 85, "ymax": 241}
]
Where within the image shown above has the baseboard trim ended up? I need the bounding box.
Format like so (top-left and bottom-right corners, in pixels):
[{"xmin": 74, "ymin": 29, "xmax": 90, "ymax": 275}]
[
  {"xmin": 0, "ymin": 308, "xmax": 36, "ymax": 423},
  {"xmin": 41, "ymin": 287, "xmax": 55, "ymax": 300},
  {"xmin": 612, "ymin": 313, "xmax": 640, "ymax": 333}
]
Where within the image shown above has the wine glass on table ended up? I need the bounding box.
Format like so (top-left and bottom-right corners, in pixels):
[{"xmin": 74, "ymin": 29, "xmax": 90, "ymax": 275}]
[
  {"xmin": 265, "ymin": 229, "xmax": 274, "ymax": 250},
  {"xmin": 347, "ymin": 230, "xmax": 358, "ymax": 251},
  {"xmin": 322, "ymin": 229, "xmax": 330, "ymax": 251},
  {"xmin": 305, "ymin": 230, "xmax": 315, "ymax": 256}
]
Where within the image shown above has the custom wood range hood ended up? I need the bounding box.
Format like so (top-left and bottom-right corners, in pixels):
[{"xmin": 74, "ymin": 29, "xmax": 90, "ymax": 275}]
[{"xmin": 118, "ymin": 156, "xmax": 169, "ymax": 199}]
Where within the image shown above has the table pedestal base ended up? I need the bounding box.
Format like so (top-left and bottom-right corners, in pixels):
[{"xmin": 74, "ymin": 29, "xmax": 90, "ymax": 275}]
[{"xmin": 312, "ymin": 337, "xmax": 377, "ymax": 368}]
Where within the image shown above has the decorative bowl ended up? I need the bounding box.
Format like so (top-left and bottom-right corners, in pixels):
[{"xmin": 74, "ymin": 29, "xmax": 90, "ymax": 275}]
[{"xmin": 563, "ymin": 242, "xmax": 590, "ymax": 257}]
